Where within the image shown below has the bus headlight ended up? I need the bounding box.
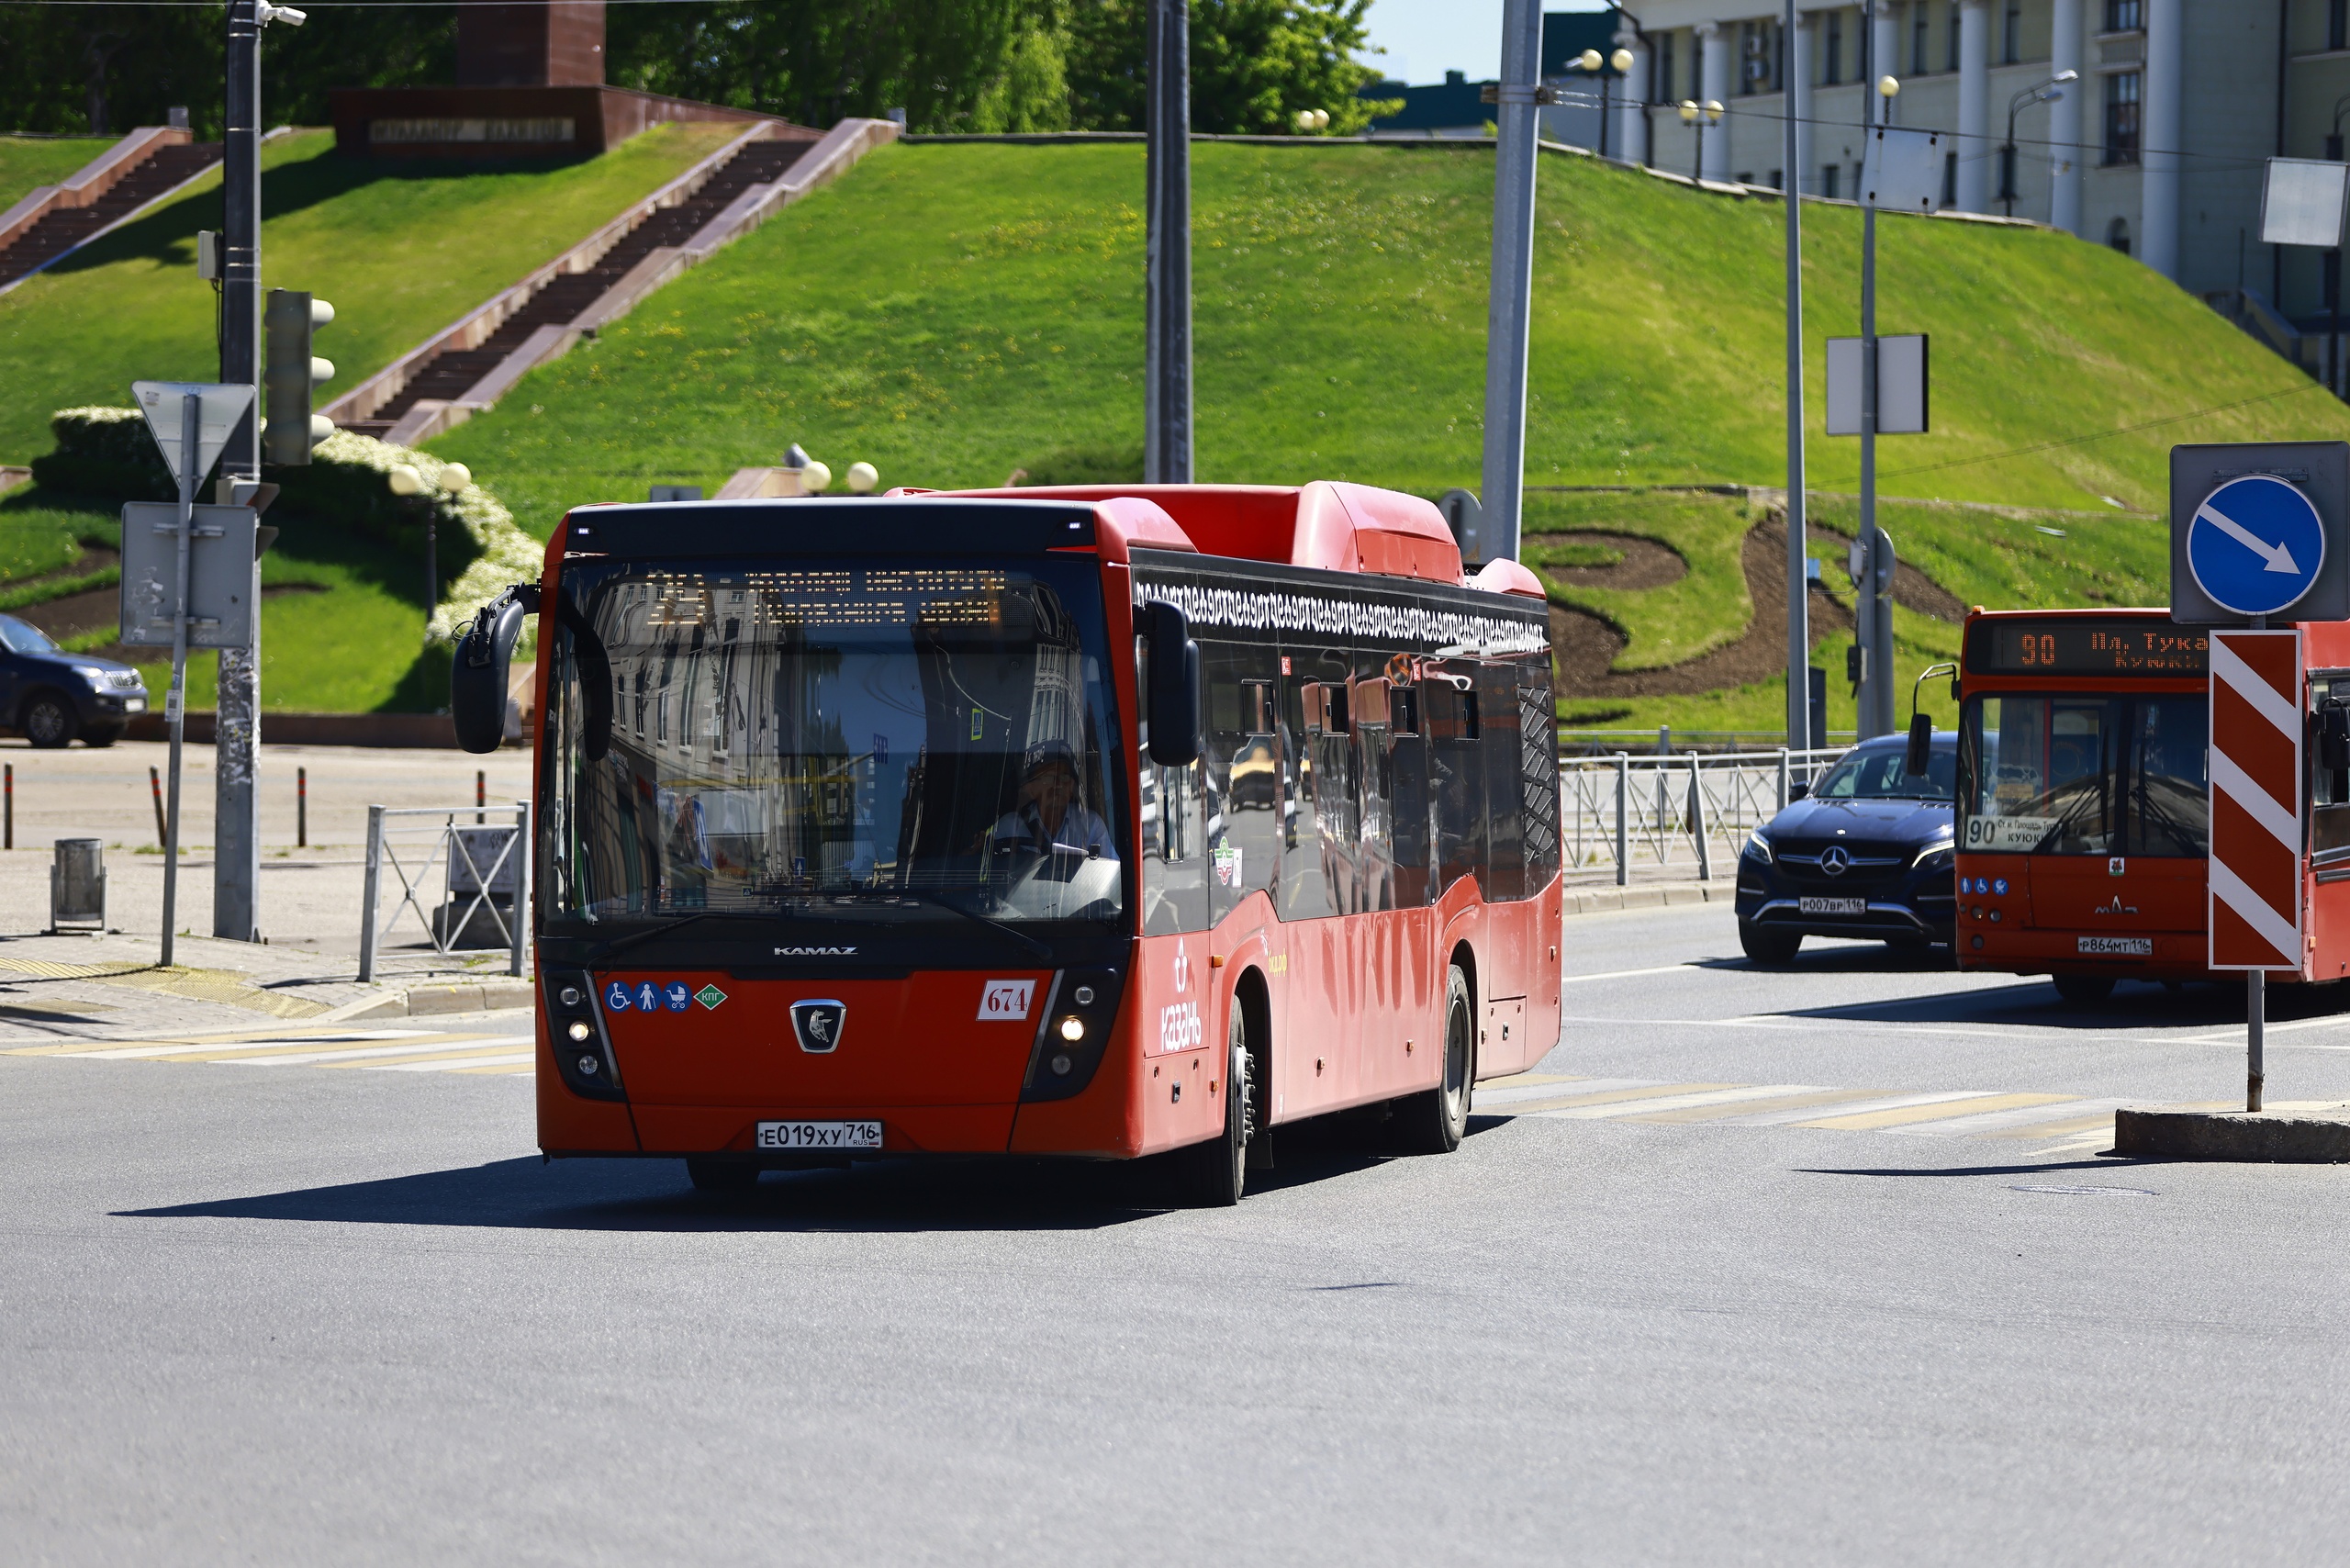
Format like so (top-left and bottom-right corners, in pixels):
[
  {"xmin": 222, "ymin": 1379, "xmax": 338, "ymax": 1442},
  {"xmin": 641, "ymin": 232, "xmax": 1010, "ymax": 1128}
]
[
  {"xmin": 1058, "ymin": 1016, "xmax": 1086, "ymax": 1043},
  {"xmin": 567, "ymin": 1020, "xmax": 593, "ymax": 1042}
]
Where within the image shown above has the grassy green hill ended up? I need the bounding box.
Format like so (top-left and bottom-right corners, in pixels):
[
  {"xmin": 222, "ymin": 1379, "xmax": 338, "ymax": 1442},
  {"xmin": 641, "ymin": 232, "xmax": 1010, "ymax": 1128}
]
[
  {"xmin": 0, "ymin": 135, "xmax": 115, "ymax": 210},
  {"xmin": 0, "ymin": 121, "xmax": 739, "ymax": 711},
  {"xmin": 424, "ymin": 138, "xmax": 2337, "ymax": 734}
]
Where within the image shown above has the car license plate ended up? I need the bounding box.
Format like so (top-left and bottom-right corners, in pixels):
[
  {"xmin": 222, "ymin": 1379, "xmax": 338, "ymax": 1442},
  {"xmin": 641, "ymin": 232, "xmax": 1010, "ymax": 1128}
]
[
  {"xmin": 755, "ymin": 1119, "xmax": 882, "ymax": 1151},
  {"xmin": 2076, "ymin": 936, "xmax": 2152, "ymax": 957},
  {"xmin": 1798, "ymin": 897, "xmax": 1866, "ymax": 915}
]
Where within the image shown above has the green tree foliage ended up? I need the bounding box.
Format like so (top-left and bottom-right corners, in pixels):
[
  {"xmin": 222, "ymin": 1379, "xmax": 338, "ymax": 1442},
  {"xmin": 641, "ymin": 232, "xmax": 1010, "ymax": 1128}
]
[
  {"xmin": 607, "ymin": 1, "xmax": 1069, "ymax": 133},
  {"xmin": 1062, "ymin": 0, "xmax": 1386, "ymax": 134},
  {"xmin": 0, "ymin": 3, "xmax": 454, "ymax": 138}
]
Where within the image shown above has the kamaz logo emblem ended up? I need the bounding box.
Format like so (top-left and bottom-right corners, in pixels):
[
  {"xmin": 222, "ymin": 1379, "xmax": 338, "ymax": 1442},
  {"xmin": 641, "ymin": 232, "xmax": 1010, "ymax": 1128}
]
[
  {"xmin": 2095, "ymin": 895, "xmax": 2139, "ymax": 916},
  {"xmin": 776, "ymin": 946, "xmax": 858, "ymax": 957},
  {"xmin": 791, "ymin": 1000, "xmax": 848, "ymax": 1054}
]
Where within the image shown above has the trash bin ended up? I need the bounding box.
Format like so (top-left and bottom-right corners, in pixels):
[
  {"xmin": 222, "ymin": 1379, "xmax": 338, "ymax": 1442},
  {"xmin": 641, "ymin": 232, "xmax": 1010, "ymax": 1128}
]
[{"xmin": 50, "ymin": 838, "xmax": 105, "ymax": 932}]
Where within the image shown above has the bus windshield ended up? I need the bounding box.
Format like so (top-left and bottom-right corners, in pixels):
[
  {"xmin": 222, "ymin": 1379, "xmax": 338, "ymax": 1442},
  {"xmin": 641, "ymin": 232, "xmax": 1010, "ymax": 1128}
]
[
  {"xmin": 1960, "ymin": 693, "xmax": 2208, "ymax": 857},
  {"xmin": 541, "ymin": 556, "xmax": 1126, "ymax": 932}
]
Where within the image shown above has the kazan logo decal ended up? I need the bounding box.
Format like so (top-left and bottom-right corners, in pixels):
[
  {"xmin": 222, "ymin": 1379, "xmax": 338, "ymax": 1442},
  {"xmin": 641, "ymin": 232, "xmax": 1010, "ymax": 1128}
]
[{"xmin": 791, "ymin": 999, "xmax": 848, "ymax": 1054}]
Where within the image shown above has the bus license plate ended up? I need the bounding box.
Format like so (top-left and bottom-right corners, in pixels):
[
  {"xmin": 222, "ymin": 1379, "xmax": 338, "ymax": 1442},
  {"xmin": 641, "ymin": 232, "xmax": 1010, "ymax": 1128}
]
[
  {"xmin": 1798, "ymin": 897, "xmax": 1866, "ymax": 916},
  {"xmin": 2076, "ymin": 936, "xmax": 2152, "ymax": 957},
  {"xmin": 755, "ymin": 1120, "xmax": 882, "ymax": 1151}
]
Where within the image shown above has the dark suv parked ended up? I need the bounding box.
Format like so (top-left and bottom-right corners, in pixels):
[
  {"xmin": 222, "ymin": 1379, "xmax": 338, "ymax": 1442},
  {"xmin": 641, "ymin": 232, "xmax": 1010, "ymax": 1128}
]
[
  {"xmin": 1734, "ymin": 732, "xmax": 1956, "ymax": 963},
  {"xmin": 0, "ymin": 613, "xmax": 148, "ymax": 747}
]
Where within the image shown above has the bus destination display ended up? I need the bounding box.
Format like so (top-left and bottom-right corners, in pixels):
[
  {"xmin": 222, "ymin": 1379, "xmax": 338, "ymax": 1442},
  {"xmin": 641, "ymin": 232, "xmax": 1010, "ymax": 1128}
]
[{"xmin": 1966, "ymin": 619, "xmax": 2207, "ymax": 677}]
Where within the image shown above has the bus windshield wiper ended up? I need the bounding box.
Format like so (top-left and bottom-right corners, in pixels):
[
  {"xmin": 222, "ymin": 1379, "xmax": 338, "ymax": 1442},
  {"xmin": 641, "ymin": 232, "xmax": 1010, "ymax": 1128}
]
[
  {"xmin": 582, "ymin": 910, "xmax": 743, "ymax": 965},
  {"xmin": 890, "ymin": 890, "xmax": 1052, "ymax": 959}
]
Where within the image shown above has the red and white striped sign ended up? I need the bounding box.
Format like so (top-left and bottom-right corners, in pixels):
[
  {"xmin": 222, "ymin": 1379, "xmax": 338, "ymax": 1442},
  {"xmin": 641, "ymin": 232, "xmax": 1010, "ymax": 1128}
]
[{"xmin": 2208, "ymin": 628, "xmax": 2304, "ymax": 972}]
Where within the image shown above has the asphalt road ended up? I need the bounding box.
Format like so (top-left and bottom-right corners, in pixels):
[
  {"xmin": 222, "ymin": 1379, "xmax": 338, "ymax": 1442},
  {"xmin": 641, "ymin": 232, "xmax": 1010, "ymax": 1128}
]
[{"xmin": 6, "ymin": 905, "xmax": 2350, "ymax": 1565}]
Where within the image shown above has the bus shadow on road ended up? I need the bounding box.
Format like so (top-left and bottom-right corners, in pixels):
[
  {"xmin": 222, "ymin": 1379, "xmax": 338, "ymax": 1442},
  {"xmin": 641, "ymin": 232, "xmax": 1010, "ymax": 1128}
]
[
  {"xmin": 115, "ymin": 1127, "xmax": 1415, "ymax": 1232},
  {"xmin": 1778, "ymin": 977, "xmax": 2350, "ymax": 1032}
]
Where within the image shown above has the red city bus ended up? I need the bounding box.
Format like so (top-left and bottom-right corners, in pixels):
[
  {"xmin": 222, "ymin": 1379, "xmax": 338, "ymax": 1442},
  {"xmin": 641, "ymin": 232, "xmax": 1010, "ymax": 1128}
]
[
  {"xmin": 1954, "ymin": 607, "xmax": 2215, "ymax": 1001},
  {"xmin": 452, "ymin": 482, "xmax": 1564, "ymax": 1204}
]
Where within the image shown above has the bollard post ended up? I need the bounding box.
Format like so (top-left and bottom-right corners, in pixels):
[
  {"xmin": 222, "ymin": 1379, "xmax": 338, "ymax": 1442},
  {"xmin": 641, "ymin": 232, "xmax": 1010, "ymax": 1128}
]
[
  {"xmin": 476, "ymin": 768, "xmax": 486, "ymax": 825},
  {"xmin": 149, "ymin": 766, "xmax": 166, "ymax": 848},
  {"xmin": 1690, "ymin": 756, "xmax": 1712, "ymax": 881},
  {"xmin": 1777, "ymin": 747, "xmax": 1791, "ymax": 811},
  {"xmin": 4, "ymin": 762, "xmax": 10, "ymax": 850},
  {"xmin": 297, "ymin": 767, "xmax": 307, "ymax": 849},
  {"xmin": 1614, "ymin": 752, "xmax": 1629, "ymax": 888},
  {"xmin": 509, "ymin": 801, "xmax": 530, "ymax": 978},
  {"xmin": 358, "ymin": 804, "xmax": 384, "ymax": 983}
]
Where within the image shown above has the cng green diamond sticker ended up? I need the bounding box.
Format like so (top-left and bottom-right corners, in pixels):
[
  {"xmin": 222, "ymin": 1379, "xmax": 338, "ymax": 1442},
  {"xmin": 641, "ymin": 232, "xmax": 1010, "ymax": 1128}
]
[{"xmin": 695, "ymin": 984, "xmax": 727, "ymax": 1010}]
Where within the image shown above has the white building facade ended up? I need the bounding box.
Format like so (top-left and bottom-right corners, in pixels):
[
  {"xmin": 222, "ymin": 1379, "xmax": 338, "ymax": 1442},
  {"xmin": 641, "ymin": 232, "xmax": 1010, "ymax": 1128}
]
[{"xmin": 1585, "ymin": 2, "xmax": 2350, "ymax": 324}]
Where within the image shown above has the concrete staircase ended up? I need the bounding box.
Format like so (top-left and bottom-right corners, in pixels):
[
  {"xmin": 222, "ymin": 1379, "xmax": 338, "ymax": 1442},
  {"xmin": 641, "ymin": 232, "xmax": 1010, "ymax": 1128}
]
[
  {"xmin": 0, "ymin": 133, "xmax": 222, "ymax": 290},
  {"xmin": 329, "ymin": 118, "xmax": 895, "ymax": 448}
]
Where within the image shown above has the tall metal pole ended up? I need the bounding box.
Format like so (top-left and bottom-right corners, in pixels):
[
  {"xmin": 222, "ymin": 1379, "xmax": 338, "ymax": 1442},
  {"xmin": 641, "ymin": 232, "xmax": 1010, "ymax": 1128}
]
[
  {"xmin": 1856, "ymin": 1, "xmax": 1889, "ymax": 740},
  {"xmin": 1143, "ymin": 0, "xmax": 1192, "ymax": 485},
  {"xmin": 162, "ymin": 394, "xmax": 197, "ymax": 969},
  {"xmin": 1782, "ymin": 0, "xmax": 1808, "ymax": 751},
  {"xmin": 215, "ymin": 0, "xmax": 263, "ymax": 941},
  {"xmin": 1480, "ymin": 0, "xmax": 1543, "ymax": 565}
]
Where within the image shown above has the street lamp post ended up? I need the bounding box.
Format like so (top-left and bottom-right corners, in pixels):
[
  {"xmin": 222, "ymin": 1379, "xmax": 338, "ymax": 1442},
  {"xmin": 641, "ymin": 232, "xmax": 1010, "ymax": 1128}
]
[
  {"xmin": 2001, "ymin": 70, "xmax": 2078, "ymax": 218},
  {"xmin": 2327, "ymin": 94, "xmax": 2350, "ymax": 399},
  {"xmin": 1856, "ymin": 70, "xmax": 1902, "ymax": 739},
  {"xmin": 1576, "ymin": 47, "xmax": 1637, "ymax": 160},
  {"xmin": 1679, "ymin": 97, "xmax": 1723, "ymax": 180}
]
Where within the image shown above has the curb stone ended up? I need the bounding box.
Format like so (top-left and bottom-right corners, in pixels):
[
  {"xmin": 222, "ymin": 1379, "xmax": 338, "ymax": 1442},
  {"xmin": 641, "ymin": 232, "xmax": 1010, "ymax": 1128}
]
[{"xmin": 2113, "ymin": 1107, "xmax": 2350, "ymax": 1162}]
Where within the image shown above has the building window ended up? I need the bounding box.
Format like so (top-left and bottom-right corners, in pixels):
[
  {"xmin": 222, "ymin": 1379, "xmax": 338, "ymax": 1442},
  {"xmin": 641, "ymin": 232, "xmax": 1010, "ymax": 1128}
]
[
  {"xmin": 1823, "ymin": 162, "xmax": 1841, "ymax": 199},
  {"xmin": 1913, "ymin": 4, "xmax": 1930, "ymax": 73},
  {"xmin": 2333, "ymin": 0, "xmax": 2346, "ymax": 52},
  {"xmin": 2103, "ymin": 71, "xmax": 2141, "ymax": 165},
  {"xmin": 1942, "ymin": 150, "xmax": 1957, "ymax": 206},
  {"xmin": 2105, "ymin": 0, "xmax": 2141, "ymax": 33},
  {"xmin": 2003, "ymin": 2, "xmax": 2021, "ymax": 63},
  {"xmin": 1657, "ymin": 33, "xmax": 1676, "ymax": 103},
  {"xmin": 2107, "ymin": 216, "xmax": 2131, "ymax": 255},
  {"xmin": 1769, "ymin": 167, "xmax": 1785, "ymax": 191},
  {"xmin": 1948, "ymin": 4, "xmax": 1962, "ymax": 71},
  {"xmin": 1825, "ymin": 9, "xmax": 1843, "ymax": 84}
]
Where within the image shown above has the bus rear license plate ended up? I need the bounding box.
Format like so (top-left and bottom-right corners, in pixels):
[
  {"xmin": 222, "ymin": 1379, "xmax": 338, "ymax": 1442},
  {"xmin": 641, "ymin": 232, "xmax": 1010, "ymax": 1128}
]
[
  {"xmin": 1798, "ymin": 898, "xmax": 1866, "ymax": 915},
  {"xmin": 755, "ymin": 1120, "xmax": 882, "ymax": 1150},
  {"xmin": 2076, "ymin": 936, "xmax": 2152, "ymax": 957}
]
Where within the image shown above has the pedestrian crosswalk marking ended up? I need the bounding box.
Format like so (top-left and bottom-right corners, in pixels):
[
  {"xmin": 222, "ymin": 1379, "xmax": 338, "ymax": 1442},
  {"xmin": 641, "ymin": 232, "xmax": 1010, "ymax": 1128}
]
[
  {"xmin": 3, "ymin": 1026, "xmax": 539, "ymax": 1078},
  {"xmin": 1474, "ymin": 1074, "xmax": 2138, "ymax": 1148}
]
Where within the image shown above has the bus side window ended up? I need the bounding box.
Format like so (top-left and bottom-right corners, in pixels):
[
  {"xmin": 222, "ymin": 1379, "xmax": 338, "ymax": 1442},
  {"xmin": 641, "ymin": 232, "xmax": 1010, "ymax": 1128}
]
[
  {"xmin": 1478, "ymin": 661, "xmax": 1526, "ymax": 902},
  {"xmin": 2313, "ymin": 678, "xmax": 2350, "ymax": 857},
  {"xmin": 1282, "ymin": 651, "xmax": 1353, "ymax": 919},
  {"xmin": 1204, "ymin": 642, "xmax": 1281, "ymax": 923},
  {"xmin": 1427, "ymin": 670, "xmax": 1485, "ymax": 894},
  {"xmin": 1516, "ymin": 654, "xmax": 1561, "ymax": 891},
  {"xmin": 1352, "ymin": 677, "xmax": 1396, "ymax": 913},
  {"xmin": 1139, "ymin": 639, "xmax": 1211, "ymax": 935},
  {"xmin": 1389, "ymin": 683, "xmax": 1435, "ymax": 907}
]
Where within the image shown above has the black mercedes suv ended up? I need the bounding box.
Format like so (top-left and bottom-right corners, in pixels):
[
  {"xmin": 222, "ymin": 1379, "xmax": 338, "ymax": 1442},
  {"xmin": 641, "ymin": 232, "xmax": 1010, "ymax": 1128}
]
[{"xmin": 1734, "ymin": 731, "xmax": 1957, "ymax": 964}]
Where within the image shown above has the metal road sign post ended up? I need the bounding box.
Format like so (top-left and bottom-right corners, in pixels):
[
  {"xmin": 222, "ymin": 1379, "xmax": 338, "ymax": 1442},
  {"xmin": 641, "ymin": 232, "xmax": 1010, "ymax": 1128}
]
[
  {"xmin": 2207, "ymin": 629, "xmax": 2305, "ymax": 1112},
  {"xmin": 1479, "ymin": 0, "xmax": 1543, "ymax": 565},
  {"xmin": 127, "ymin": 379, "xmax": 255, "ymax": 968},
  {"xmin": 1143, "ymin": 0, "xmax": 1192, "ymax": 486},
  {"xmin": 2173, "ymin": 441, "xmax": 2350, "ymax": 1111},
  {"xmin": 1783, "ymin": 0, "xmax": 1807, "ymax": 753}
]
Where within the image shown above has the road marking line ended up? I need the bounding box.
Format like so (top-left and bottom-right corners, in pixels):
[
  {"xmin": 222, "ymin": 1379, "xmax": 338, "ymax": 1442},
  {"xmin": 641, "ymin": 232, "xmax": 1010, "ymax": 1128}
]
[
  {"xmin": 1558, "ymin": 965, "xmax": 1702, "ymax": 985},
  {"xmin": 1715, "ymin": 1090, "xmax": 1996, "ymax": 1127},
  {"xmin": 1497, "ymin": 1081, "xmax": 1740, "ymax": 1114},
  {"xmin": 364, "ymin": 1051, "xmax": 537, "ymax": 1072},
  {"xmin": 1474, "ymin": 1072, "xmax": 1583, "ymax": 1091},
  {"xmin": 317, "ymin": 1040, "xmax": 537, "ymax": 1070},
  {"xmin": 1971, "ymin": 1114, "xmax": 2122, "ymax": 1141},
  {"xmin": 1473, "ymin": 1076, "xmax": 1648, "ymax": 1107},
  {"xmin": 29, "ymin": 1029, "xmax": 442, "ymax": 1060},
  {"xmin": 1794, "ymin": 1092, "xmax": 2063, "ymax": 1131},
  {"xmin": 186, "ymin": 1036, "xmax": 512, "ymax": 1065},
  {"xmin": 1530, "ymin": 1084, "xmax": 1828, "ymax": 1120},
  {"xmin": 1883, "ymin": 1099, "xmax": 2128, "ymax": 1137},
  {"xmin": 1625, "ymin": 1086, "xmax": 1899, "ymax": 1124}
]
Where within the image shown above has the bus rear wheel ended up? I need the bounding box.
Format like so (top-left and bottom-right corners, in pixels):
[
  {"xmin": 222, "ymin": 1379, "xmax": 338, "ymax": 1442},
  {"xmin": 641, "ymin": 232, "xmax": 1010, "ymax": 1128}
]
[
  {"xmin": 1173, "ymin": 1010, "xmax": 1254, "ymax": 1207},
  {"xmin": 685, "ymin": 1157, "xmax": 760, "ymax": 1193},
  {"xmin": 1394, "ymin": 965, "xmax": 1472, "ymax": 1155},
  {"xmin": 2051, "ymin": 974, "xmax": 2116, "ymax": 1007}
]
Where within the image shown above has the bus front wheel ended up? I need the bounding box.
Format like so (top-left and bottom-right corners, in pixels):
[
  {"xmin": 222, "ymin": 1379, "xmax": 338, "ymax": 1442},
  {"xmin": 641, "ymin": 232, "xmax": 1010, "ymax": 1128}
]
[
  {"xmin": 2051, "ymin": 974, "xmax": 2116, "ymax": 1007},
  {"xmin": 1394, "ymin": 965, "xmax": 1472, "ymax": 1155},
  {"xmin": 1174, "ymin": 1011, "xmax": 1254, "ymax": 1207}
]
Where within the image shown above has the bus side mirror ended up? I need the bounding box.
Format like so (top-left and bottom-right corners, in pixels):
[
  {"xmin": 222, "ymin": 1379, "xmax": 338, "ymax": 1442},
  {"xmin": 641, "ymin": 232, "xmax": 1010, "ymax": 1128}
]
[
  {"xmin": 1904, "ymin": 712, "xmax": 1932, "ymax": 777},
  {"xmin": 1141, "ymin": 599, "xmax": 1202, "ymax": 766},
  {"xmin": 451, "ymin": 583, "xmax": 539, "ymax": 755}
]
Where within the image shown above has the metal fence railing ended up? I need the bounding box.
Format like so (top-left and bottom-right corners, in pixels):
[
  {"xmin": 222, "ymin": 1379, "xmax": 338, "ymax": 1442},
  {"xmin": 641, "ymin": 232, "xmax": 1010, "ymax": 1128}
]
[
  {"xmin": 358, "ymin": 802, "xmax": 531, "ymax": 981},
  {"xmin": 1561, "ymin": 747, "xmax": 1850, "ymax": 886}
]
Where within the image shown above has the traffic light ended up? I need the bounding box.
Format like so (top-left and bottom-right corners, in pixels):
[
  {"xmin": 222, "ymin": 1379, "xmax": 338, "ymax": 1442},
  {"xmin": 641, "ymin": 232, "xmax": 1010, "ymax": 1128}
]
[{"xmin": 263, "ymin": 287, "xmax": 335, "ymax": 465}]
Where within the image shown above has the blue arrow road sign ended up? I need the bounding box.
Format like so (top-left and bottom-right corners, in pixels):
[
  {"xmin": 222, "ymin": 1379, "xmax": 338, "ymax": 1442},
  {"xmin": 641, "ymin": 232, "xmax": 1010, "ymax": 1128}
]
[{"xmin": 2187, "ymin": 476, "xmax": 2326, "ymax": 618}]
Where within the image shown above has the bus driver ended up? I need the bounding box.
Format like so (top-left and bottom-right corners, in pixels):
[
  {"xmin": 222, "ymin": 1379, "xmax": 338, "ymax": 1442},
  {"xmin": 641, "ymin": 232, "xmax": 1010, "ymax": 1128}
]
[{"xmin": 990, "ymin": 742, "xmax": 1117, "ymax": 860}]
